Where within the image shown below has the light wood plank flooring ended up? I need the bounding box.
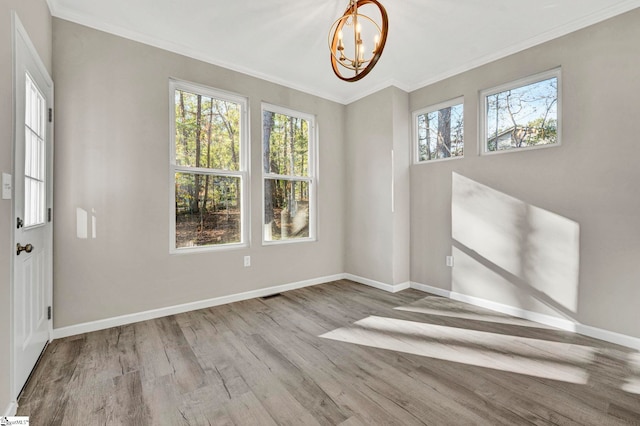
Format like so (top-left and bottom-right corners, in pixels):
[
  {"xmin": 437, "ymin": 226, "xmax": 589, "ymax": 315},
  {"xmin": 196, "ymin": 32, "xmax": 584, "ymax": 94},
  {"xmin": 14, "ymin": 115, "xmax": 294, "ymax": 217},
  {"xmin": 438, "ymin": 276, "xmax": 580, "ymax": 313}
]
[{"xmin": 17, "ymin": 280, "xmax": 640, "ymax": 425}]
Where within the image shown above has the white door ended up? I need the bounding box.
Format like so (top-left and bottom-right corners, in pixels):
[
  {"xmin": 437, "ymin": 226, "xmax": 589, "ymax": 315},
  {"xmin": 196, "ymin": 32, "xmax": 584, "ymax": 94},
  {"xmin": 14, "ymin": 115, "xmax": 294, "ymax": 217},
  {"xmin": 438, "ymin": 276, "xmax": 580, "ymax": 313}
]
[{"xmin": 12, "ymin": 14, "xmax": 54, "ymax": 399}]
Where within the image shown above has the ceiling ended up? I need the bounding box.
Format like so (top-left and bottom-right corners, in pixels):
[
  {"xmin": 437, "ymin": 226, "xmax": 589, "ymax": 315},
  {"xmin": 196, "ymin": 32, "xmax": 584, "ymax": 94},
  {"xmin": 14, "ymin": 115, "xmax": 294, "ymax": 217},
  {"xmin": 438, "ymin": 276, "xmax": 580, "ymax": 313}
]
[{"xmin": 48, "ymin": 0, "xmax": 640, "ymax": 104}]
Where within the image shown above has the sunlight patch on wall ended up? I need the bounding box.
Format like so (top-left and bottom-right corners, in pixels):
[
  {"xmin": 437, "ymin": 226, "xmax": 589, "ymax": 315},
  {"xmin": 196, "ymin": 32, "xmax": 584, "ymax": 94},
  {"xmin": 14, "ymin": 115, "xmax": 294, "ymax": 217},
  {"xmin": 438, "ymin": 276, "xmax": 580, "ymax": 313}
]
[
  {"xmin": 451, "ymin": 244, "xmax": 526, "ymax": 311},
  {"xmin": 451, "ymin": 173, "xmax": 580, "ymax": 314},
  {"xmin": 76, "ymin": 207, "xmax": 87, "ymax": 239},
  {"xmin": 76, "ymin": 207, "xmax": 97, "ymax": 239},
  {"xmin": 321, "ymin": 315, "xmax": 594, "ymax": 384}
]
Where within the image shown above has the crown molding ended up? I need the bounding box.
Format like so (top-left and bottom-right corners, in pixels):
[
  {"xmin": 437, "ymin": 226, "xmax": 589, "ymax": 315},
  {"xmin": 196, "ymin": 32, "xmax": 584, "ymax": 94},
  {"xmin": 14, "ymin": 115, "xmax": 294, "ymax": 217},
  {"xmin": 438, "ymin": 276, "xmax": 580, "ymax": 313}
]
[{"xmin": 49, "ymin": 3, "xmax": 349, "ymax": 104}]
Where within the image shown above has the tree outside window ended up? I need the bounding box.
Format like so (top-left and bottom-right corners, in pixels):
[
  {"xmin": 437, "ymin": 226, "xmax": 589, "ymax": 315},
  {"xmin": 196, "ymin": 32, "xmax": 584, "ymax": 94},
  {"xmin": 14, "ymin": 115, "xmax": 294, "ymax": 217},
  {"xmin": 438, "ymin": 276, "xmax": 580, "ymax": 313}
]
[
  {"xmin": 170, "ymin": 81, "xmax": 248, "ymax": 251},
  {"xmin": 483, "ymin": 70, "xmax": 560, "ymax": 153},
  {"xmin": 415, "ymin": 98, "xmax": 464, "ymax": 163}
]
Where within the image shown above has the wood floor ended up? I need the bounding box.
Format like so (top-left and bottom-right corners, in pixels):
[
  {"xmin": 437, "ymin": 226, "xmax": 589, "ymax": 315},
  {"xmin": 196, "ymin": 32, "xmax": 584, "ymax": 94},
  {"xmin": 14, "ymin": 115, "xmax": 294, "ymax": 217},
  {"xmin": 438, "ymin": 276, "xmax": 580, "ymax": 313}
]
[{"xmin": 18, "ymin": 280, "xmax": 640, "ymax": 425}]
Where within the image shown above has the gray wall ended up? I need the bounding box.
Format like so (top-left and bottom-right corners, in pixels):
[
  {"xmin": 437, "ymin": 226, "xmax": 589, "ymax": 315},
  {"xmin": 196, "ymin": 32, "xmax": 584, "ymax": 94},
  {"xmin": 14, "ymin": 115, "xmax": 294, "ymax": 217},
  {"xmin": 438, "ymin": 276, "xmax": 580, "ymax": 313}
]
[
  {"xmin": 345, "ymin": 86, "xmax": 410, "ymax": 286},
  {"xmin": 409, "ymin": 8, "xmax": 640, "ymax": 338},
  {"xmin": 345, "ymin": 89, "xmax": 394, "ymax": 284},
  {"xmin": 391, "ymin": 88, "xmax": 410, "ymax": 285},
  {"xmin": 52, "ymin": 19, "xmax": 345, "ymax": 328},
  {"xmin": 1, "ymin": 0, "xmax": 52, "ymax": 412}
]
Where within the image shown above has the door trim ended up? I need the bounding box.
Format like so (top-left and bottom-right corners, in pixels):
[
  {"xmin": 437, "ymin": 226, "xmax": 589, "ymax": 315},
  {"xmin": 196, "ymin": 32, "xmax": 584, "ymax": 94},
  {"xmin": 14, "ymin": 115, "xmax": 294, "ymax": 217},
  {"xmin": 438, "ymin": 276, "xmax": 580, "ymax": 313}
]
[{"xmin": 11, "ymin": 11, "xmax": 54, "ymax": 401}]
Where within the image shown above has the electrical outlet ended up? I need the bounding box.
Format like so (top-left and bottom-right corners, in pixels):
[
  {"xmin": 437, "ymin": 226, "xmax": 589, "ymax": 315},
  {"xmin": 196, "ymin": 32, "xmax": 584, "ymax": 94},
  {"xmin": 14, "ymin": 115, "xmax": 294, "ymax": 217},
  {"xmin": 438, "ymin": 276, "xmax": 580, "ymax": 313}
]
[
  {"xmin": 446, "ymin": 256, "xmax": 454, "ymax": 267},
  {"xmin": 244, "ymin": 255, "xmax": 251, "ymax": 267}
]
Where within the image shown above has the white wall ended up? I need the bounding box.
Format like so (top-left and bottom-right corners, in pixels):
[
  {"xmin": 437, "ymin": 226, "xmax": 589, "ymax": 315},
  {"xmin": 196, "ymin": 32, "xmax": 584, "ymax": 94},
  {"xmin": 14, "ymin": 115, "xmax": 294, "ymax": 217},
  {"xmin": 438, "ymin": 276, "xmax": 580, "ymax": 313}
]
[
  {"xmin": 52, "ymin": 19, "xmax": 345, "ymax": 328},
  {"xmin": 1, "ymin": 0, "xmax": 52, "ymax": 413},
  {"xmin": 409, "ymin": 8, "xmax": 640, "ymax": 338}
]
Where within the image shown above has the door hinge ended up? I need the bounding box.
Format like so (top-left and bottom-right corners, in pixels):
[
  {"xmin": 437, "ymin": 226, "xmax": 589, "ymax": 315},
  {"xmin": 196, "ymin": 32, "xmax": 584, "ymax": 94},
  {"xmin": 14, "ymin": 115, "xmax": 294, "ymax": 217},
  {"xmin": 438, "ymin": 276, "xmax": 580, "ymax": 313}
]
[
  {"xmin": 17, "ymin": 217, "xmax": 23, "ymax": 229},
  {"xmin": 47, "ymin": 306, "xmax": 52, "ymax": 320},
  {"xmin": 48, "ymin": 108, "xmax": 53, "ymax": 123},
  {"xmin": 48, "ymin": 207, "xmax": 52, "ymax": 222}
]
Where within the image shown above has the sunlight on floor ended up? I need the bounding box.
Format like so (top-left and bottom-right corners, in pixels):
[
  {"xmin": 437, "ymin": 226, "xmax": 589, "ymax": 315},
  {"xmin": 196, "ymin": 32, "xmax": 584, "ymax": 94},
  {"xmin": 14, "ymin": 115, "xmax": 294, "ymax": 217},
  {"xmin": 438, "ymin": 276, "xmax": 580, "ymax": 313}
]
[
  {"xmin": 321, "ymin": 315, "xmax": 596, "ymax": 384},
  {"xmin": 623, "ymin": 378, "xmax": 640, "ymax": 395},
  {"xmin": 622, "ymin": 352, "xmax": 640, "ymax": 395},
  {"xmin": 394, "ymin": 303, "xmax": 554, "ymax": 329}
]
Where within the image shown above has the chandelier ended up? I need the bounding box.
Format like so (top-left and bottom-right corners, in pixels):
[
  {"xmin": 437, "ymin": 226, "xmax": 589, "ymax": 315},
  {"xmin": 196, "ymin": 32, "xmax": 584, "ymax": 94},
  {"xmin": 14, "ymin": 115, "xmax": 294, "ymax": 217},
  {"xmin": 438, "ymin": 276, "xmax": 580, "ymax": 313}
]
[{"xmin": 328, "ymin": 0, "xmax": 389, "ymax": 82}]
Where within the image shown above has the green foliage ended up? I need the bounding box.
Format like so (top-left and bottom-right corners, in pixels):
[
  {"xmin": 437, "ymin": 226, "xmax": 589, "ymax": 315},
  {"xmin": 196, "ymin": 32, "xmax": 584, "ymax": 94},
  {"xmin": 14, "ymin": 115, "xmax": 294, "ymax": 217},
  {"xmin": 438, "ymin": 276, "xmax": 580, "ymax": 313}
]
[
  {"xmin": 525, "ymin": 117, "xmax": 557, "ymax": 145},
  {"xmin": 175, "ymin": 90, "xmax": 240, "ymax": 171},
  {"xmin": 266, "ymin": 113, "xmax": 309, "ymax": 176}
]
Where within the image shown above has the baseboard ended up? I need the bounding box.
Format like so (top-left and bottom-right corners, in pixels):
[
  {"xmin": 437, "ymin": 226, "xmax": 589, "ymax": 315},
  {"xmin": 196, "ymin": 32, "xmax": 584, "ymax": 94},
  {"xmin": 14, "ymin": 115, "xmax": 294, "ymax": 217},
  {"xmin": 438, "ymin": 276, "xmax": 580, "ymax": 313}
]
[
  {"xmin": 409, "ymin": 282, "xmax": 452, "ymax": 298},
  {"xmin": 576, "ymin": 323, "xmax": 640, "ymax": 351},
  {"xmin": 51, "ymin": 275, "xmax": 640, "ymax": 350},
  {"xmin": 52, "ymin": 273, "xmax": 344, "ymax": 340},
  {"xmin": 344, "ymin": 274, "xmax": 410, "ymax": 293},
  {"xmin": 3, "ymin": 401, "xmax": 17, "ymax": 417},
  {"xmin": 410, "ymin": 282, "xmax": 640, "ymax": 351}
]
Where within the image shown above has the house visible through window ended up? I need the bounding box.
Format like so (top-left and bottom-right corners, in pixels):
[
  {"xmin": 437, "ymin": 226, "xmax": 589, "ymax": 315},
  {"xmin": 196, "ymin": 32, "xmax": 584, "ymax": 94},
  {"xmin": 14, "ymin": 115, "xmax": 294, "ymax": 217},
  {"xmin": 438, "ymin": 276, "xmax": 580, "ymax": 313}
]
[
  {"xmin": 482, "ymin": 69, "xmax": 560, "ymax": 154},
  {"xmin": 170, "ymin": 80, "xmax": 248, "ymax": 251},
  {"xmin": 414, "ymin": 97, "xmax": 464, "ymax": 163},
  {"xmin": 262, "ymin": 104, "xmax": 316, "ymax": 243}
]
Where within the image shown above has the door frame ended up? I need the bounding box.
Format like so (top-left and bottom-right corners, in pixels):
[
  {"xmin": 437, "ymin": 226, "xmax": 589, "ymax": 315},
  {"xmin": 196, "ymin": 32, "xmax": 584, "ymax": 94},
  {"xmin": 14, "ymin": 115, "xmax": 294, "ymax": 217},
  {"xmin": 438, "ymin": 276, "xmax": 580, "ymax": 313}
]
[{"xmin": 10, "ymin": 11, "xmax": 54, "ymax": 401}]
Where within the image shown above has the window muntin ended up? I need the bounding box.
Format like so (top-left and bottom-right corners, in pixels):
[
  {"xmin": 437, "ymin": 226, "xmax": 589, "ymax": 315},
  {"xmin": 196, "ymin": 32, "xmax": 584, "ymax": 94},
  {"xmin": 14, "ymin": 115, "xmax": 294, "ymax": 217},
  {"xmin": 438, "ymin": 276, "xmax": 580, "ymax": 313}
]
[
  {"xmin": 414, "ymin": 97, "xmax": 464, "ymax": 163},
  {"xmin": 481, "ymin": 69, "xmax": 560, "ymax": 154},
  {"xmin": 170, "ymin": 80, "xmax": 248, "ymax": 252},
  {"xmin": 262, "ymin": 104, "xmax": 316, "ymax": 244}
]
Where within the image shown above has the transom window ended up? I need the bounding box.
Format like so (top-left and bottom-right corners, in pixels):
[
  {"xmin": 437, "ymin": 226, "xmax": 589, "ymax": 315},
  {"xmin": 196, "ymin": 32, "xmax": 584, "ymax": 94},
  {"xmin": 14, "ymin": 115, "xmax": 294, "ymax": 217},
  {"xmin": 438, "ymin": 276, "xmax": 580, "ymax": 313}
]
[
  {"xmin": 170, "ymin": 80, "xmax": 248, "ymax": 252},
  {"xmin": 481, "ymin": 69, "xmax": 561, "ymax": 154},
  {"xmin": 262, "ymin": 103, "xmax": 316, "ymax": 244},
  {"xmin": 413, "ymin": 97, "xmax": 464, "ymax": 163}
]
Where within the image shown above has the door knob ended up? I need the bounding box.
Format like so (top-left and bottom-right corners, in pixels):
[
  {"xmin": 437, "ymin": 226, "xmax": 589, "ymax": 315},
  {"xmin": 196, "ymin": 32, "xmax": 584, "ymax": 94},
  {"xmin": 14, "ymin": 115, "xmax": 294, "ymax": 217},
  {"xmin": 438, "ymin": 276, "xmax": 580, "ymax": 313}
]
[{"xmin": 16, "ymin": 243, "xmax": 33, "ymax": 255}]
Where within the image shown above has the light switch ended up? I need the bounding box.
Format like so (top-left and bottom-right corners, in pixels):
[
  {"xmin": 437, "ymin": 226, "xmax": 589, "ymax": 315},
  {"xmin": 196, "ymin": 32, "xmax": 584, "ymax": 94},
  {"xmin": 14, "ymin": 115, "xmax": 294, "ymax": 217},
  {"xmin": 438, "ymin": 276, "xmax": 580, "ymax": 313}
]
[{"xmin": 2, "ymin": 173, "xmax": 11, "ymax": 199}]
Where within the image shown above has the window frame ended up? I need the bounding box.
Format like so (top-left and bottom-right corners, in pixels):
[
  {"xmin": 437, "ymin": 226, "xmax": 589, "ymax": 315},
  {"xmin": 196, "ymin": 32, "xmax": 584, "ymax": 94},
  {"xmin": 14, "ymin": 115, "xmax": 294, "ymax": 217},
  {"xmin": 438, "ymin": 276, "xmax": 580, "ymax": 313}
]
[
  {"xmin": 479, "ymin": 68, "xmax": 562, "ymax": 156},
  {"xmin": 412, "ymin": 96, "xmax": 465, "ymax": 165},
  {"xmin": 261, "ymin": 102, "xmax": 317, "ymax": 246},
  {"xmin": 169, "ymin": 79, "xmax": 250, "ymax": 254}
]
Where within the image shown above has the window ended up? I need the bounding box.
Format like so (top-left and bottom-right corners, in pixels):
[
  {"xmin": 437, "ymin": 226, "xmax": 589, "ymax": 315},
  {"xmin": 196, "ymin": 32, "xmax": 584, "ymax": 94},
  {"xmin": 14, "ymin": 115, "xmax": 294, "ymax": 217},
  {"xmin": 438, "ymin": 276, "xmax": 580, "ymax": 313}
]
[
  {"xmin": 170, "ymin": 80, "xmax": 248, "ymax": 252},
  {"xmin": 24, "ymin": 72, "xmax": 46, "ymax": 227},
  {"xmin": 414, "ymin": 97, "xmax": 464, "ymax": 163},
  {"xmin": 262, "ymin": 104, "xmax": 316, "ymax": 244},
  {"xmin": 481, "ymin": 69, "xmax": 560, "ymax": 154}
]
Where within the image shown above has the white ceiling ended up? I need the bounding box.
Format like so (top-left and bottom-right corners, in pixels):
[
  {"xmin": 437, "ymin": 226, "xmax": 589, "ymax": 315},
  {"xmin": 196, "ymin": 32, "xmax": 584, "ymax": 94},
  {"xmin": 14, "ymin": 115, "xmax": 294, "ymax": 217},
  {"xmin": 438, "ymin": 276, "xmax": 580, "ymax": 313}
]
[{"xmin": 48, "ymin": 0, "xmax": 640, "ymax": 104}]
